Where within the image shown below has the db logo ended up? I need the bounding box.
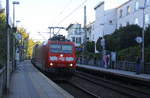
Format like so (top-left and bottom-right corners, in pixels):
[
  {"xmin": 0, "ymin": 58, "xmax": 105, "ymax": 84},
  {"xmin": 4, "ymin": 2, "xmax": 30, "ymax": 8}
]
[{"xmin": 59, "ymin": 57, "xmax": 65, "ymax": 61}]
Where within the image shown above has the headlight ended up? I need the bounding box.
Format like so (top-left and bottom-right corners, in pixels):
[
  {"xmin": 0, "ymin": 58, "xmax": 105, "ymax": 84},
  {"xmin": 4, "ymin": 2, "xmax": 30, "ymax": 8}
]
[
  {"xmin": 50, "ymin": 56, "xmax": 57, "ymax": 61},
  {"xmin": 50, "ymin": 63, "xmax": 53, "ymax": 66},
  {"xmin": 66, "ymin": 57, "xmax": 74, "ymax": 61},
  {"xmin": 69, "ymin": 64, "xmax": 73, "ymax": 67}
]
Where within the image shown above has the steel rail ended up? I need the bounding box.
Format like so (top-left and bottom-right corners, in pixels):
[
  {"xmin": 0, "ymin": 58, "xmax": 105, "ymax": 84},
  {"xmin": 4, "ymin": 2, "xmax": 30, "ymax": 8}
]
[{"xmin": 75, "ymin": 71, "xmax": 150, "ymax": 98}]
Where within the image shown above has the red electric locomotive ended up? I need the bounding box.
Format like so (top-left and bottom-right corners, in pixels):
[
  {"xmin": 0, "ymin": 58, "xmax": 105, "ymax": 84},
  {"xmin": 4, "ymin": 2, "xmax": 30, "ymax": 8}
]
[{"xmin": 32, "ymin": 35, "xmax": 76, "ymax": 75}]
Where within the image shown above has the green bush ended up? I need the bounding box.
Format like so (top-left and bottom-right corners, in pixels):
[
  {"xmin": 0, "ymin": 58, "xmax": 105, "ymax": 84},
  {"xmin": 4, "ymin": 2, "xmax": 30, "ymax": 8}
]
[
  {"xmin": 85, "ymin": 41, "xmax": 95, "ymax": 53},
  {"xmin": 118, "ymin": 46, "xmax": 150, "ymax": 62},
  {"xmin": 118, "ymin": 46, "xmax": 140, "ymax": 61}
]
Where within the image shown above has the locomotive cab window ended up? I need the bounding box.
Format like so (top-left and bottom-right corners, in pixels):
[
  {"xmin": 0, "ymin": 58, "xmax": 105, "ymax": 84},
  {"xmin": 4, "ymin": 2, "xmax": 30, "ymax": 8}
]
[{"xmin": 50, "ymin": 44, "xmax": 73, "ymax": 53}]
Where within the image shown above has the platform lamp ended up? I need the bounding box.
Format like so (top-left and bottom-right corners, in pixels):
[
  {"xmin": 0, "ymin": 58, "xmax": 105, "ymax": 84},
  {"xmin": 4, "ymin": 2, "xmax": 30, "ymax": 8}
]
[
  {"xmin": 13, "ymin": 1, "xmax": 19, "ymax": 27},
  {"xmin": 12, "ymin": 1, "xmax": 20, "ymax": 70}
]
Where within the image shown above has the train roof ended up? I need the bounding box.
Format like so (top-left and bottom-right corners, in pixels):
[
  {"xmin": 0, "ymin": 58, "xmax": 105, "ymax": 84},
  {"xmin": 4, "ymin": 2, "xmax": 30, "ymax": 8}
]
[{"xmin": 48, "ymin": 35, "xmax": 70, "ymax": 42}]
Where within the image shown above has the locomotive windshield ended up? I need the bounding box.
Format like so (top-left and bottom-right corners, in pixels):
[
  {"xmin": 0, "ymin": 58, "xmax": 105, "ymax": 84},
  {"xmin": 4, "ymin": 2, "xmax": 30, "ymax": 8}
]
[{"xmin": 50, "ymin": 44, "xmax": 73, "ymax": 53}]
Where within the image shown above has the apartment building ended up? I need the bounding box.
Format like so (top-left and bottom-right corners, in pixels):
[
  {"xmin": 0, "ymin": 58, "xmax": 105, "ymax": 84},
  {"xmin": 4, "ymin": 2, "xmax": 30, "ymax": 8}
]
[
  {"xmin": 66, "ymin": 23, "xmax": 84, "ymax": 47},
  {"xmin": 90, "ymin": 0, "xmax": 150, "ymax": 52},
  {"xmin": 90, "ymin": 1, "xmax": 117, "ymax": 52},
  {"xmin": 91, "ymin": 1, "xmax": 105, "ymax": 43},
  {"xmin": 117, "ymin": 0, "xmax": 150, "ymax": 28},
  {"xmin": 91, "ymin": 1, "xmax": 117, "ymax": 41}
]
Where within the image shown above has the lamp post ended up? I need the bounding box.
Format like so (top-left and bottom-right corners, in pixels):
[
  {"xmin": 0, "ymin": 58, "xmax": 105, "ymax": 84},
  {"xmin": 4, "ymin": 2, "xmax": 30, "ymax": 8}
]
[
  {"xmin": 13, "ymin": 1, "xmax": 19, "ymax": 27},
  {"xmin": 12, "ymin": 1, "xmax": 19, "ymax": 70}
]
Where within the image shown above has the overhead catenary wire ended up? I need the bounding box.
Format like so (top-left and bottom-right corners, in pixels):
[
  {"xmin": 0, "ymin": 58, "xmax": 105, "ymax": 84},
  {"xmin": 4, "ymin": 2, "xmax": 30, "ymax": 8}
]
[
  {"xmin": 57, "ymin": 0, "xmax": 73, "ymax": 16},
  {"xmin": 57, "ymin": 0, "xmax": 88, "ymax": 26},
  {"xmin": 52, "ymin": 0, "xmax": 73, "ymax": 26},
  {"xmin": 38, "ymin": 32, "xmax": 48, "ymax": 40}
]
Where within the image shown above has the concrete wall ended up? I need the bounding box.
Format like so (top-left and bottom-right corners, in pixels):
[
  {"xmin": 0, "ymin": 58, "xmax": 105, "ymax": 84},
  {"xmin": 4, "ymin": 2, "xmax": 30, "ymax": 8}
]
[
  {"xmin": 103, "ymin": 9, "xmax": 117, "ymax": 35},
  {"xmin": 92, "ymin": 2, "xmax": 105, "ymax": 42}
]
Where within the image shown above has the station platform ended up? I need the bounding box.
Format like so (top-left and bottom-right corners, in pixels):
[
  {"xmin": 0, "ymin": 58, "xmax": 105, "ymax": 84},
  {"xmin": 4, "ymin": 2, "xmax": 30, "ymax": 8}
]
[
  {"xmin": 5, "ymin": 60, "xmax": 74, "ymax": 98},
  {"xmin": 77, "ymin": 64, "xmax": 150, "ymax": 82}
]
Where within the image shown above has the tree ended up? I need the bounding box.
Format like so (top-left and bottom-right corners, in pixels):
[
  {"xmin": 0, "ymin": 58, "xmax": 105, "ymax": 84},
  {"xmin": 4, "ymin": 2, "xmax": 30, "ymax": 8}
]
[
  {"xmin": 85, "ymin": 41, "xmax": 95, "ymax": 53},
  {"xmin": 105, "ymin": 25, "xmax": 142, "ymax": 51},
  {"xmin": 0, "ymin": 11, "xmax": 6, "ymax": 32},
  {"xmin": 0, "ymin": 11, "xmax": 6, "ymax": 65},
  {"xmin": 18, "ymin": 27, "xmax": 29, "ymax": 40},
  {"xmin": 27, "ymin": 39, "xmax": 41, "ymax": 58}
]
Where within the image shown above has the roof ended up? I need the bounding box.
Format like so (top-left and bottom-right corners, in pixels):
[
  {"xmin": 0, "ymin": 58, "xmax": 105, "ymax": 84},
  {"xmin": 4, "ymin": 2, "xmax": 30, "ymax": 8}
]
[
  {"xmin": 94, "ymin": 1, "xmax": 104, "ymax": 10},
  {"xmin": 117, "ymin": 0, "xmax": 132, "ymax": 9},
  {"xmin": 66, "ymin": 24, "xmax": 73, "ymax": 30}
]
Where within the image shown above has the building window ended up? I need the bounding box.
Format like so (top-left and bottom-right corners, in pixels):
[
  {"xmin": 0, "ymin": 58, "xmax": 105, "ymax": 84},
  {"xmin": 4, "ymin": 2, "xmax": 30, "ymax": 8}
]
[
  {"xmin": 78, "ymin": 28, "xmax": 81, "ymax": 35},
  {"xmin": 75, "ymin": 28, "xmax": 81, "ymax": 35},
  {"xmin": 109, "ymin": 20, "xmax": 113, "ymax": 24},
  {"xmin": 92, "ymin": 34, "xmax": 94, "ymax": 40},
  {"xmin": 119, "ymin": 9, "xmax": 123, "ymax": 18},
  {"xmin": 119, "ymin": 24, "xmax": 122, "ymax": 28},
  {"xmin": 135, "ymin": 18, "xmax": 139, "ymax": 25},
  {"xmin": 135, "ymin": 1, "xmax": 139, "ymax": 11},
  {"xmin": 126, "ymin": 6, "xmax": 131, "ymax": 15},
  {"xmin": 126, "ymin": 22, "xmax": 130, "ymax": 25},
  {"xmin": 146, "ymin": 0, "xmax": 150, "ymax": 5},
  {"xmin": 72, "ymin": 37, "xmax": 75, "ymax": 42},
  {"xmin": 76, "ymin": 37, "xmax": 81, "ymax": 44},
  {"xmin": 145, "ymin": 14, "xmax": 149, "ymax": 24}
]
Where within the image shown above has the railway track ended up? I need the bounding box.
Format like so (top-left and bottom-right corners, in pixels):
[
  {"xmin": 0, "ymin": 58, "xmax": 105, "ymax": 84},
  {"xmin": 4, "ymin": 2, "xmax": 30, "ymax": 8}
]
[
  {"xmin": 69, "ymin": 82, "xmax": 101, "ymax": 98},
  {"xmin": 74, "ymin": 71, "xmax": 150, "ymax": 98},
  {"xmin": 55, "ymin": 80, "xmax": 99, "ymax": 98}
]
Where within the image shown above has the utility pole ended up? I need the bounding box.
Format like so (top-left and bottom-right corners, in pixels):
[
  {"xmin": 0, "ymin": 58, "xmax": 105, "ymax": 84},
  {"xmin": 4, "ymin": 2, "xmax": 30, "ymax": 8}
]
[
  {"xmin": 142, "ymin": 0, "xmax": 146, "ymax": 73},
  {"xmin": 139, "ymin": 0, "xmax": 146, "ymax": 73},
  {"xmin": 6, "ymin": 0, "xmax": 10, "ymax": 92},
  {"xmin": 84, "ymin": 5, "xmax": 87, "ymax": 42}
]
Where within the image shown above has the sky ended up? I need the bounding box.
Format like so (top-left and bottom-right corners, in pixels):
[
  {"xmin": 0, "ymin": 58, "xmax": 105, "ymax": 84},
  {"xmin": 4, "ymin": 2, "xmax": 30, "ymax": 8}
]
[{"xmin": 0, "ymin": 0, "xmax": 128, "ymax": 42}]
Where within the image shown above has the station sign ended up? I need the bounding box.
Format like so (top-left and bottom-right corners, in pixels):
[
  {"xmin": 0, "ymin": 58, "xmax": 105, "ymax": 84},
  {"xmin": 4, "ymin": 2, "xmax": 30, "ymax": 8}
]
[
  {"xmin": 135, "ymin": 36, "xmax": 142, "ymax": 44},
  {"xmin": 15, "ymin": 33, "xmax": 22, "ymax": 41}
]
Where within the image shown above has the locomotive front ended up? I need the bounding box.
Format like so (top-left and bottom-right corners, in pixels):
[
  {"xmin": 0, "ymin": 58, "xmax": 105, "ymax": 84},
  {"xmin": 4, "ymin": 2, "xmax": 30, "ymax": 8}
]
[{"xmin": 45, "ymin": 36, "xmax": 76, "ymax": 74}]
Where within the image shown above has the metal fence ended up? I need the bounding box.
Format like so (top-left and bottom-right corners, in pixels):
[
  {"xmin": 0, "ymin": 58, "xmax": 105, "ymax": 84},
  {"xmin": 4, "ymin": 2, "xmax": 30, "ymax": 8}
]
[
  {"xmin": 145, "ymin": 63, "xmax": 150, "ymax": 74},
  {"xmin": 0, "ymin": 27, "xmax": 15, "ymax": 97},
  {"xmin": 115, "ymin": 61, "xmax": 136, "ymax": 72},
  {"xmin": 77, "ymin": 57, "xmax": 150, "ymax": 74},
  {"xmin": 0, "ymin": 67, "xmax": 6, "ymax": 97},
  {"xmin": 0, "ymin": 30, "xmax": 7, "ymax": 97}
]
